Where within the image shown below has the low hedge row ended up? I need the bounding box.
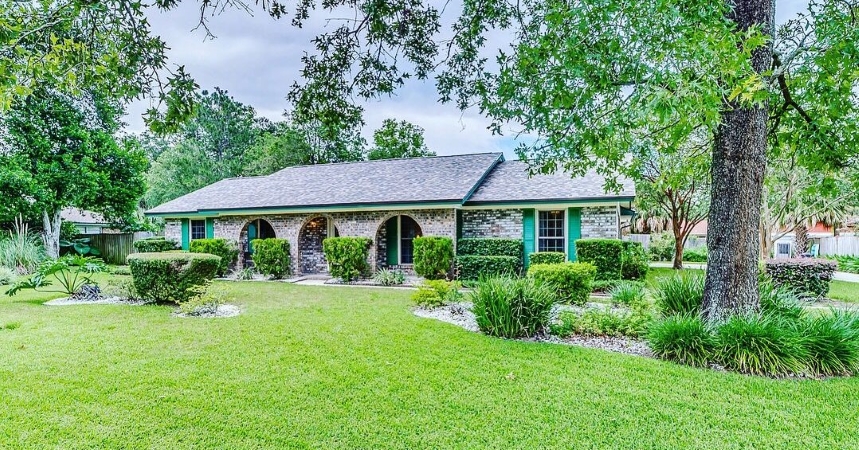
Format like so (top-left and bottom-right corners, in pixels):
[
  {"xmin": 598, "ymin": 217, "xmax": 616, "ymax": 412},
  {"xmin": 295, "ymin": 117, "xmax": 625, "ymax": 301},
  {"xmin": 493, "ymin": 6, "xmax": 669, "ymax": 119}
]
[
  {"xmin": 189, "ymin": 238, "xmax": 238, "ymax": 276},
  {"xmin": 455, "ymin": 255, "xmax": 520, "ymax": 280},
  {"xmin": 323, "ymin": 237, "xmax": 371, "ymax": 281},
  {"xmin": 576, "ymin": 239, "xmax": 649, "ymax": 281},
  {"xmin": 413, "ymin": 236, "xmax": 454, "ymax": 279},
  {"xmin": 127, "ymin": 252, "xmax": 220, "ymax": 303},
  {"xmin": 764, "ymin": 258, "xmax": 837, "ymax": 299},
  {"xmin": 457, "ymin": 238, "xmax": 523, "ymax": 258},
  {"xmin": 251, "ymin": 238, "xmax": 291, "ymax": 279},
  {"xmin": 529, "ymin": 252, "xmax": 566, "ymax": 265},
  {"xmin": 133, "ymin": 237, "xmax": 178, "ymax": 253}
]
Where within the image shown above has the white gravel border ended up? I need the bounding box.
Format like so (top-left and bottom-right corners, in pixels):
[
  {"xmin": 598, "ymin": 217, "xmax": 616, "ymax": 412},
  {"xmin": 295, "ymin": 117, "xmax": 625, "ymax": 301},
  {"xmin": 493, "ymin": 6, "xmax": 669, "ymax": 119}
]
[
  {"xmin": 44, "ymin": 296, "xmax": 147, "ymax": 306},
  {"xmin": 414, "ymin": 302, "xmax": 652, "ymax": 358},
  {"xmin": 173, "ymin": 304, "xmax": 241, "ymax": 318}
]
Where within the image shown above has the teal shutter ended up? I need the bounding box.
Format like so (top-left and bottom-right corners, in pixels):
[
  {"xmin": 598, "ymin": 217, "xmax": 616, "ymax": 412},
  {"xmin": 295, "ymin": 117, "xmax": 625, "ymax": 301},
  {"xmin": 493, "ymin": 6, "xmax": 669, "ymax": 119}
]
[
  {"xmin": 522, "ymin": 209, "xmax": 535, "ymax": 268},
  {"xmin": 385, "ymin": 217, "xmax": 399, "ymax": 265},
  {"xmin": 205, "ymin": 218, "xmax": 215, "ymax": 239},
  {"xmin": 180, "ymin": 219, "xmax": 190, "ymax": 251},
  {"xmin": 568, "ymin": 208, "xmax": 582, "ymax": 261}
]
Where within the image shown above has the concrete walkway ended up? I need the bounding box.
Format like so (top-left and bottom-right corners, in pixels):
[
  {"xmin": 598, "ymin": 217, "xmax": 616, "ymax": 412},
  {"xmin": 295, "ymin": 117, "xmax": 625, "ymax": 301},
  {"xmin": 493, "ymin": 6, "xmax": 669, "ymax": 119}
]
[{"xmin": 649, "ymin": 262, "xmax": 859, "ymax": 283}]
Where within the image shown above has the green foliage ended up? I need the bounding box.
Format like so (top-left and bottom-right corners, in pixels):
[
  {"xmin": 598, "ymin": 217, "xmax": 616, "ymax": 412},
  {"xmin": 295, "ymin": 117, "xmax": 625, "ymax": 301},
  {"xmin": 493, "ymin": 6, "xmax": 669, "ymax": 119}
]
[
  {"xmin": 59, "ymin": 237, "xmax": 101, "ymax": 257},
  {"xmin": 683, "ymin": 247, "xmax": 709, "ymax": 262},
  {"xmin": 411, "ymin": 280, "xmax": 462, "ymax": 307},
  {"xmin": 608, "ymin": 281, "xmax": 646, "ymax": 307},
  {"xmin": 127, "ymin": 252, "xmax": 221, "ymax": 303},
  {"xmin": 250, "ymin": 239, "xmax": 291, "ymax": 279},
  {"xmin": 1, "ymin": 90, "xmax": 148, "ymax": 256},
  {"xmin": 103, "ymin": 277, "xmax": 139, "ymax": 300},
  {"xmin": 470, "ymin": 276, "xmax": 556, "ymax": 339},
  {"xmin": 242, "ymin": 124, "xmax": 314, "ymax": 176},
  {"xmin": 0, "ymin": 219, "xmax": 45, "ymax": 274},
  {"xmin": 529, "ymin": 252, "xmax": 566, "ymax": 265},
  {"xmin": 647, "ymin": 314, "xmax": 717, "ymax": 368},
  {"xmin": 457, "ymin": 238, "xmax": 523, "ymax": 258},
  {"xmin": 190, "ymin": 238, "xmax": 239, "ymax": 277},
  {"xmin": 832, "ymin": 255, "xmax": 859, "ymax": 275},
  {"xmin": 553, "ymin": 299, "xmax": 655, "ymax": 339},
  {"xmin": 714, "ymin": 313, "xmax": 809, "ymax": 377},
  {"xmin": 0, "ymin": 266, "xmax": 17, "ymax": 286},
  {"xmin": 374, "ymin": 269, "xmax": 405, "ymax": 286},
  {"xmin": 1, "ymin": 321, "xmax": 21, "ymax": 331},
  {"xmin": 647, "ymin": 233, "xmax": 676, "ymax": 262},
  {"xmin": 454, "ymin": 255, "xmax": 520, "ymax": 281},
  {"xmin": 178, "ymin": 282, "xmax": 232, "ymax": 316},
  {"xmin": 367, "ymin": 119, "xmax": 435, "ymax": 160},
  {"xmin": 111, "ymin": 266, "xmax": 132, "ymax": 276},
  {"xmin": 59, "ymin": 221, "xmax": 80, "ymax": 242},
  {"xmin": 653, "ymin": 272, "xmax": 705, "ymax": 316},
  {"xmin": 413, "ymin": 236, "xmax": 454, "ymax": 280},
  {"xmin": 133, "ymin": 237, "xmax": 179, "ymax": 253},
  {"xmin": 232, "ymin": 267, "xmax": 257, "ymax": 281},
  {"xmin": 764, "ymin": 259, "xmax": 837, "ymax": 299},
  {"xmin": 5, "ymin": 255, "xmax": 107, "ymax": 296},
  {"xmin": 322, "ymin": 237, "xmax": 371, "ymax": 282},
  {"xmin": 801, "ymin": 313, "xmax": 859, "ymax": 377},
  {"xmin": 527, "ymin": 262, "xmax": 596, "ymax": 306},
  {"xmin": 575, "ymin": 239, "xmax": 648, "ymax": 281},
  {"xmin": 759, "ymin": 281, "xmax": 806, "ymax": 322}
]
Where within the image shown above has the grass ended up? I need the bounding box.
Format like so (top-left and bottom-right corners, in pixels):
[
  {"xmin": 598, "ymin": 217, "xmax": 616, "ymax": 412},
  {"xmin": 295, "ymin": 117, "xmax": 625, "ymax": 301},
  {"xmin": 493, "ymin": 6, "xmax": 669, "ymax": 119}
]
[{"xmin": 2, "ymin": 277, "xmax": 859, "ymax": 448}]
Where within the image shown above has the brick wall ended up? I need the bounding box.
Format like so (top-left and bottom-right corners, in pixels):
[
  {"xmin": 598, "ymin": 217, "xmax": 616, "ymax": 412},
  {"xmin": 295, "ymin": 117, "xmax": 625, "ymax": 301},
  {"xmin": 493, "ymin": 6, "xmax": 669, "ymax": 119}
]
[
  {"xmin": 581, "ymin": 206, "xmax": 619, "ymax": 239},
  {"xmin": 164, "ymin": 220, "xmax": 182, "ymax": 243},
  {"xmin": 460, "ymin": 209, "xmax": 523, "ymax": 239}
]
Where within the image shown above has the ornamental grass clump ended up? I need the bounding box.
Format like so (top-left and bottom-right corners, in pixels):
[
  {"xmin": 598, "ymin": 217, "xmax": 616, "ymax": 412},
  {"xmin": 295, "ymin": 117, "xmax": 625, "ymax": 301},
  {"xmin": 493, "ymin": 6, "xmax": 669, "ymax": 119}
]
[
  {"xmin": 470, "ymin": 276, "xmax": 555, "ymax": 339},
  {"xmin": 652, "ymin": 272, "xmax": 704, "ymax": 316},
  {"xmin": 647, "ymin": 314, "xmax": 717, "ymax": 368},
  {"xmin": 608, "ymin": 280, "xmax": 646, "ymax": 307},
  {"xmin": 714, "ymin": 313, "xmax": 809, "ymax": 377},
  {"xmin": 800, "ymin": 312, "xmax": 859, "ymax": 377}
]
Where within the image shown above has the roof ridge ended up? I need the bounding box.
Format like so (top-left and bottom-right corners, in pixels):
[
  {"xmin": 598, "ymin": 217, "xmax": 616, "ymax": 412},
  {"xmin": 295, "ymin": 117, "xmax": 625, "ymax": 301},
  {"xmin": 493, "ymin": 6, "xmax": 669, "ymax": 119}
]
[{"xmin": 269, "ymin": 152, "xmax": 503, "ymax": 176}]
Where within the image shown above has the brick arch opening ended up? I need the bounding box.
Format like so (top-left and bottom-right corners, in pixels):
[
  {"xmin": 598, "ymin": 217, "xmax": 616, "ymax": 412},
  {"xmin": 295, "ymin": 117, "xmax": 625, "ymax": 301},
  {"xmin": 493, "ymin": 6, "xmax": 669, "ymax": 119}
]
[
  {"xmin": 374, "ymin": 214, "xmax": 423, "ymax": 270},
  {"xmin": 240, "ymin": 218, "xmax": 276, "ymax": 265},
  {"xmin": 298, "ymin": 216, "xmax": 340, "ymax": 274}
]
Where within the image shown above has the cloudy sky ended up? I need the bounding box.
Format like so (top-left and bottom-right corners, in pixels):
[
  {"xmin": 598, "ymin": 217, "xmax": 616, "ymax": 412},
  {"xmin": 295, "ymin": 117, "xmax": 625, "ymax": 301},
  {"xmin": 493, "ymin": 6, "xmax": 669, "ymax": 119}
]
[{"xmin": 126, "ymin": 0, "xmax": 810, "ymax": 158}]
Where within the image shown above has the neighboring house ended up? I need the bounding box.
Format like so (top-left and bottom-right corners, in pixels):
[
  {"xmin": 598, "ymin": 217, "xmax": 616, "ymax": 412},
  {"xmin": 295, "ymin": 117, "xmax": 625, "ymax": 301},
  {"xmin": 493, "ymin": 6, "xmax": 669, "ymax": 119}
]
[
  {"xmin": 145, "ymin": 153, "xmax": 635, "ymax": 275},
  {"xmin": 61, "ymin": 208, "xmax": 114, "ymax": 235}
]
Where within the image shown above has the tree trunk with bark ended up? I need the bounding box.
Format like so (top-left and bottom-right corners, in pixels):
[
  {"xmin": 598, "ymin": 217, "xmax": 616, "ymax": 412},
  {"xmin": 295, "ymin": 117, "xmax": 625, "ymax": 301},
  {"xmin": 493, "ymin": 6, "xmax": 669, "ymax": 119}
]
[
  {"xmin": 701, "ymin": 0, "xmax": 773, "ymax": 322},
  {"xmin": 794, "ymin": 224, "xmax": 809, "ymax": 255},
  {"xmin": 42, "ymin": 209, "xmax": 62, "ymax": 259},
  {"xmin": 673, "ymin": 234, "xmax": 685, "ymax": 270}
]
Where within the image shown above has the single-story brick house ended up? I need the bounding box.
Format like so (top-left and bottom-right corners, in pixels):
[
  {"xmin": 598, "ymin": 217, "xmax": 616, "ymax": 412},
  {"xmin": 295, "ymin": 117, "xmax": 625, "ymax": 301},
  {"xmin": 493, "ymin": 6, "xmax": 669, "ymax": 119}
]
[{"xmin": 145, "ymin": 153, "xmax": 635, "ymax": 274}]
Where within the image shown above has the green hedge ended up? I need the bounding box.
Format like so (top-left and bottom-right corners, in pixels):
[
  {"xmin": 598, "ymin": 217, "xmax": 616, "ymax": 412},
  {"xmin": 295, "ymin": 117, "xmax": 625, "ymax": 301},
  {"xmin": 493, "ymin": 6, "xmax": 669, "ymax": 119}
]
[
  {"xmin": 323, "ymin": 237, "xmax": 371, "ymax": 281},
  {"xmin": 413, "ymin": 236, "xmax": 454, "ymax": 280},
  {"xmin": 575, "ymin": 239, "xmax": 648, "ymax": 281},
  {"xmin": 455, "ymin": 255, "xmax": 520, "ymax": 281},
  {"xmin": 527, "ymin": 262, "xmax": 597, "ymax": 306},
  {"xmin": 251, "ymin": 238, "xmax": 291, "ymax": 279},
  {"xmin": 764, "ymin": 259, "xmax": 837, "ymax": 299},
  {"xmin": 529, "ymin": 252, "xmax": 566, "ymax": 266},
  {"xmin": 683, "ymin": 247, "xmax": 709, "ymax": 262},
  {"xmin": 133, "ymin": 237, "xmax": 178, "ymax": 253},
  {"xmin": 457, "ymin": 238, "xmax": 523, "ymax": 258},
  {"xmin": 127, "ymin": 252, "xmax": 220, "ymax": 303},
  {"xmin": 189, "ymin": 238, "xmax": 238, "ymax": 276}
]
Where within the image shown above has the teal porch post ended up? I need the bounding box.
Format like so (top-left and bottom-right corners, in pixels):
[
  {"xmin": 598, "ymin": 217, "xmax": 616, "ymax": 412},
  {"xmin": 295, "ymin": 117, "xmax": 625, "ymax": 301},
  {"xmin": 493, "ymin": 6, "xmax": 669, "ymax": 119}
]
[
  {"xmin": 522, "ymin": 209, "xmax": 535, "ymax": 268},
  {"xmin": 180, "ymin": 219, "xmax": 190, "ymax": 250},
  {"xmin": 568, "ymin": 208, "xmax": 582, "ymax": 261}
]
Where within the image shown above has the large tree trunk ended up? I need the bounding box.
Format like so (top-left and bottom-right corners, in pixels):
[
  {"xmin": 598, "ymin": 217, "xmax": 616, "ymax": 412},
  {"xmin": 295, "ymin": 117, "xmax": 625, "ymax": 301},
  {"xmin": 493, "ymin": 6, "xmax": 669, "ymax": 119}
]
[
  {"xmin": 42, "ymin": 209, "xmax": 61, "ymax": 259},
  {"xmin": 672, "ymin": 234, "xmax": 685, "ymax": 270},
  {"xmin": 794, "ymin": 224, "xmax": 809, "ymax": 255},
  {"xmin": 701, "ymin": 0, "xmax": 773, "ymax": 322}
]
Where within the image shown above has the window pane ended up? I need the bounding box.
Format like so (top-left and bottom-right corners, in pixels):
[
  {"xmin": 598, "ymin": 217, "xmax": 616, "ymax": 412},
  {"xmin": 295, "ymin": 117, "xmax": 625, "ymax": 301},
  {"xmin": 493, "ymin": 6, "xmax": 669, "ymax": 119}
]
[
  {"xmin": 400, "ymin": 216, "xmax": 421, "ymax": 264},
  {"xmin": 538, "ymin": 211, "xmax": 565, "ymax": 254},
  {"xmin": 191, "ymin": 220, "xmax": 206, "ymax": 240}
]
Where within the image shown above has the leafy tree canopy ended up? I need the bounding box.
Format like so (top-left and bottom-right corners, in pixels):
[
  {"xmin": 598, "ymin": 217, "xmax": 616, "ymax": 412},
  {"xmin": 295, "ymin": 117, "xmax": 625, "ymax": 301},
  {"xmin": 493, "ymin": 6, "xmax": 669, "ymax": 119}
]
[{"xmin": 367, "ymin": 119, "xmax": 435, "ymax": 160}]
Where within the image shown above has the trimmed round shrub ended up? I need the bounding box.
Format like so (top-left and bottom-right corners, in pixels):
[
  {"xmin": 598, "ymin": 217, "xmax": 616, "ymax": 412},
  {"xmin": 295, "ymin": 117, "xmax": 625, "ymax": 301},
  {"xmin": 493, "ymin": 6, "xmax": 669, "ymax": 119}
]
[
  {"xmin": 801, "ymin": 313, "xmax": 859, "ymax": 376},
  {"xmin": 127, "ymin": 252, "xmax": 220, "ymax": 303},
  {"xmin": 653, "ymin": 272, "xmax": 704, "ymax": 316},
  {"xmin": 457, "ymin": 238, "xmax": 523, "ymax": 258},
  {"xmin": 527, "ymin": 262, "xmax": 596, "ymax": 306},
  {"xmin": 190, "ymin": 238, "xmax": 239, "ymax": 277},
  {"xmin": 323, "ymin": 237, "xmax": 371, "ymax": 281},
  {"xmin": 714, "ymin": 313, "xmax": 809, "ymax": 377},
  {"xmin": 133, "ymin": 237, "xmax": 178, "ymax": 253},
  {"xmin": 621, "ymin": 241, "xmax": 649, "ymax": 280},
  {"xmin": 470, "ymin": 276, "xmax": 555, "ymax": 338},
  {"xmin": 251, "ymin": 238, "xmax": 291, "ymax": 279},
  {"xmin": 413, "ymin": 236, "xmax": 454, "ymax": 280},
  {"xmin": 529, "ymin": 252, "xmax": 566, "ymax": 266},
  {"xmin": 647, "ymin": 314, "xmax": 717, "ymax": 368},
  {"xmin": 764, "ymin": 258, "xmax": 837, "ymax": 299},
  {"xmin": 455, "ymin": 255, "xmax": 519, "ymax": 281}
]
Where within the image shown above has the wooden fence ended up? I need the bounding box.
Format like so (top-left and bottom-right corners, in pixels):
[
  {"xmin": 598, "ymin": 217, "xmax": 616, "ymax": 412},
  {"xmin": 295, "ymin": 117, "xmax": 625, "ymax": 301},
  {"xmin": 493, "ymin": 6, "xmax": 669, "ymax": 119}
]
[
  {"xmin": 86, "ymin": 232, "xmax": 152, "ymax": 265},
  {"xmin": 818, "ymin": 236, "xmax": 859, "ymax": 257},
  {"xmin": 625, "ymin": 234, "xmax": 706, "ymax": 250}
]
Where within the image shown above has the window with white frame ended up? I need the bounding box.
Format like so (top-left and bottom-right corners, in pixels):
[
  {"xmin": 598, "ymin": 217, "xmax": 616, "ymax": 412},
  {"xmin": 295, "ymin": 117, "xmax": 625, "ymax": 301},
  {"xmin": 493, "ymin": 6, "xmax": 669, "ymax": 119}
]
[
  {"xmin": 190, "ymin": 219, "xmax": 206, "ymax": 240},
  {"xmin": 538, "ymin": 210, "xmax": 565, "ymax": 253}
]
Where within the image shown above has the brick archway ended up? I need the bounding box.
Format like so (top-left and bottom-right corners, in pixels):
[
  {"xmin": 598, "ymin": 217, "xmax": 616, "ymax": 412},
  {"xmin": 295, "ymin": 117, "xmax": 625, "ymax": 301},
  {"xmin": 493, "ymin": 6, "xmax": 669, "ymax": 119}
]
[
  {"xmin": 297, "ymin": 216, "xmax": 340, "ymax": 274},
  {"xmin": 374, "ymin": 214, "xmax": 423, "ymax": 270}
]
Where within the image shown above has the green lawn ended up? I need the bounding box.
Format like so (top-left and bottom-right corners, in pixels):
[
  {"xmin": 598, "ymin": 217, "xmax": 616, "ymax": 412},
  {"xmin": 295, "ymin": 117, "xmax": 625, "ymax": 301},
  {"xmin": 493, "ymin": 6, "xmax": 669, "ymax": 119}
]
[{"xmin": 2, "ymin": 278, "xmax": 859, "ymax": 448}]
